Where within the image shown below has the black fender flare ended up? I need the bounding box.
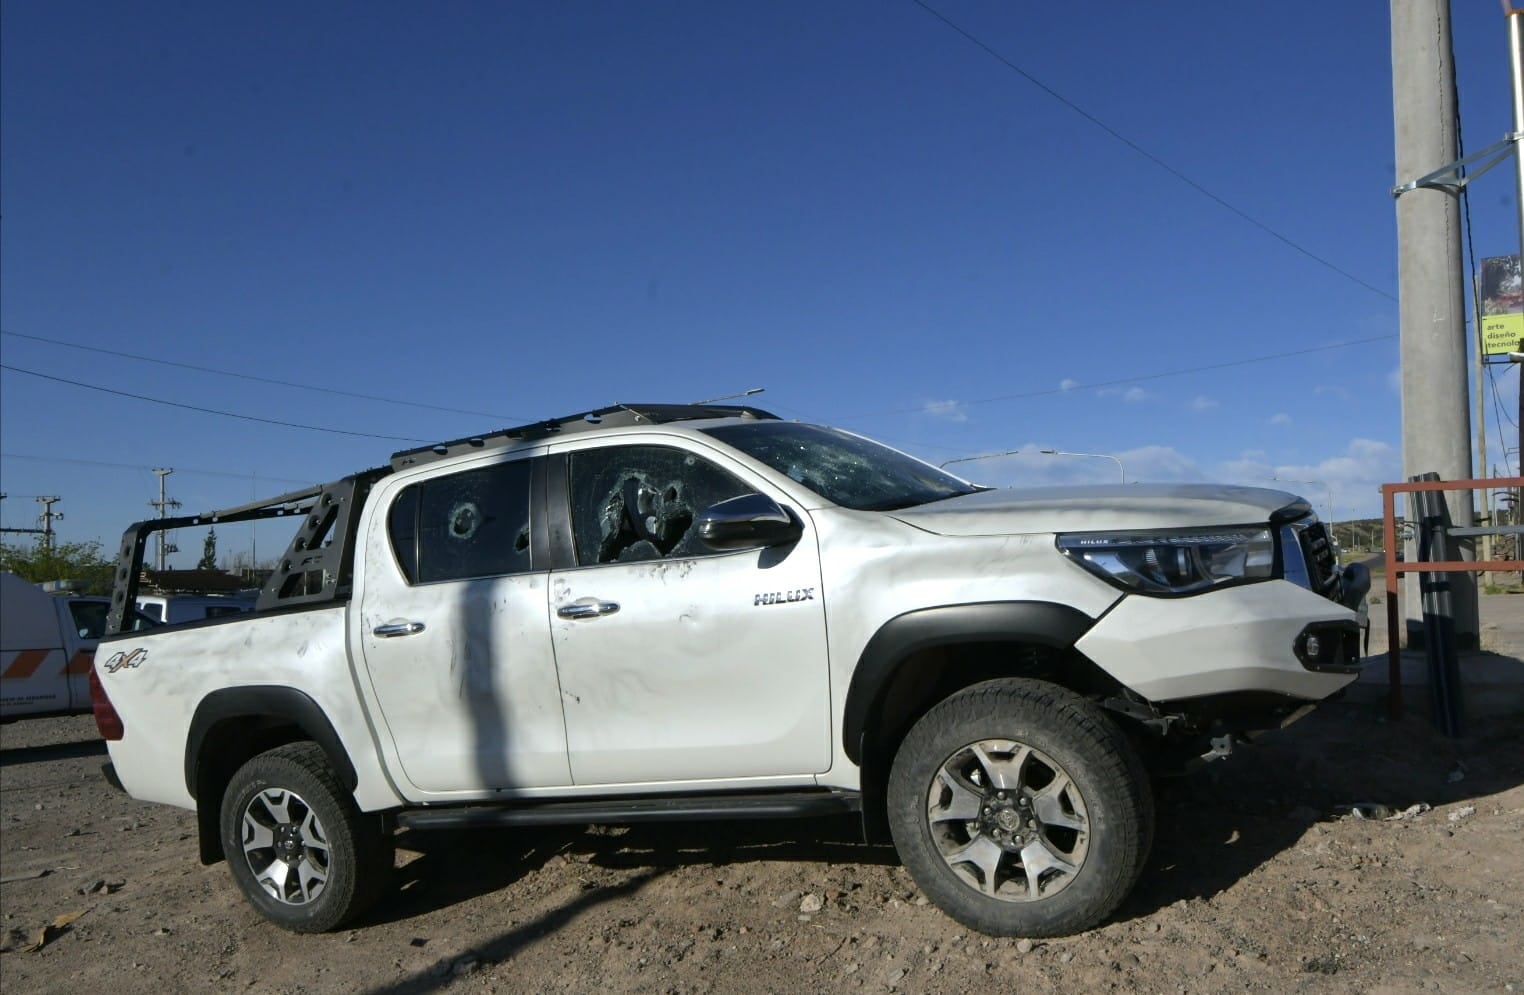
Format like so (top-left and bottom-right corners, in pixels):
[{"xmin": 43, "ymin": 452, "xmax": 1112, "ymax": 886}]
[
  {"xmin": 185, "ymin": 686, "xmax": 358, "ymax": 799},
  {"xmin": 841, "ymin": 601, "xmax": 1097, "ymax": 764}
]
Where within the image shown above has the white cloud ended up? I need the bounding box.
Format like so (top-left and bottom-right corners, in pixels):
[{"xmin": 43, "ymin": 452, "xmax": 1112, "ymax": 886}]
[
  {"xmin": 1114, "ymin": 445, "xmax": 1201, "ymax": 482},
  {"xmin": 921, "ymin": 399, "xmax": 968, "ymax": 422},
  {"xmin": 1215, "ymin": 438, "xmax": 1401, "ymax": 520},
  {"xmin": 1000, "ymin": 445, "xmax": 1202, "ymax": 486},
  {"xmin": 1191, "ymin": 396, "xmax": 1218, "ymax": 412},
  {"xmin": 958, "ymin": 435, "xmax": 1405, "ymax": 519},
  {"xmin": 1059, "ymin": 378, "xmax": 1080, "ymax": 392},
  {"xmin": 1123, "ymin": 387, "xmax": 1149, "ymax": 403},
  {"xmin": 1270, "ymin": 413, "xmax": 1293, "ymax": 427}
]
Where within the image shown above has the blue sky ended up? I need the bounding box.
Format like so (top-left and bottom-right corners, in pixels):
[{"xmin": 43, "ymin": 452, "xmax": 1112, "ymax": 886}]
[{"xmin": 2, "ymin": 2, "xmax": 1520, "ymax": 564}]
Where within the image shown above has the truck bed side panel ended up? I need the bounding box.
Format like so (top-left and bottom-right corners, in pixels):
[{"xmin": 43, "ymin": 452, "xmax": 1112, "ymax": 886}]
[{"xmin": 98, "ymin": 605, "xmax": 404, "ymax": 812}]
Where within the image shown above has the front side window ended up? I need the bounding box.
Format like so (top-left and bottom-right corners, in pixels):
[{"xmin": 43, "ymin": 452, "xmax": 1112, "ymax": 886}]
[
  {"xmin": 568, "ymin": 445, "xmax": 755, "ymax": 566},
  {"xmin": 388, "ymin": 460, "xmax": 534, "ymax": 583}
]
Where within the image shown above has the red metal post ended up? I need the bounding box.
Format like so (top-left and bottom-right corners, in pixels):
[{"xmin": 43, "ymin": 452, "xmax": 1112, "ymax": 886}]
[{"xmin": 1377, "ymin": 476, "xmax": 1524, "ymax": 721}]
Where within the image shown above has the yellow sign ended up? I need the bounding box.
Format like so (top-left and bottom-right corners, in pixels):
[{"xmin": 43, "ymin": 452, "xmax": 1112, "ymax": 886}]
[
  {"xmin": 1480, "ymin": 256, "xmax": 1523, "ymax": 357},
  {"xmin": 1482, "ymin": 312, "xmax": 1523, "ymax": 357}
]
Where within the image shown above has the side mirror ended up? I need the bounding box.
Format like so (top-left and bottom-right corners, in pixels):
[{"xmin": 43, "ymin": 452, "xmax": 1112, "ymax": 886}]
[{"xmin": 697, "ymin": 493, "xmax": 803, "ymax": 551}]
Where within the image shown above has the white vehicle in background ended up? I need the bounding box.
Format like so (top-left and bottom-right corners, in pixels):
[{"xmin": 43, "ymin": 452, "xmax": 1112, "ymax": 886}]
[
  {"xmin": 0, "ymin": 573, "xmax": 154, "ymax": 720},
  {"xmin": 135, "ymin": 593, "xmax": 255, "ymax": 625}
]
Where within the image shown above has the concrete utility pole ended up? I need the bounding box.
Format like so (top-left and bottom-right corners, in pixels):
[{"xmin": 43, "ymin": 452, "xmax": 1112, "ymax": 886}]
[
  {"xmin": 1391, "ymin": 0, "xmax": 1479, "ymax": 648},
  {"xmin": 35, "ymin": 496, "xmax": 63, "ymax": 552},
  {"xmin": 150, "ymin": 468, "xmax": 181, "ymax": 573}
]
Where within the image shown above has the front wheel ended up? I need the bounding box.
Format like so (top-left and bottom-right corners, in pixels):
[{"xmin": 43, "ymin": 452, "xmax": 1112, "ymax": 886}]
[
  {"xmin": 887, "ymin": 679, "xmax": 1153, "ymax": 937},
  {"xmin": 220, "ymin": 742, "xmax": 392, "ymax": 933}
]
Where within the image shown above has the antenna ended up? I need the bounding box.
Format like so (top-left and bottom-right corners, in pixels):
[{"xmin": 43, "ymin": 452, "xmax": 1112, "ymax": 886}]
[{"xmin": 690, "ymin": 387, "xmax": 765, "ymax": 405}]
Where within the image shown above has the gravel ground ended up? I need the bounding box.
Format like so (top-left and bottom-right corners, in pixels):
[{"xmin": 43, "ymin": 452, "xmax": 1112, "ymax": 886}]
[{"xmin": 2, "ymin": 599, "xmax": 1522, "ymax": 994}]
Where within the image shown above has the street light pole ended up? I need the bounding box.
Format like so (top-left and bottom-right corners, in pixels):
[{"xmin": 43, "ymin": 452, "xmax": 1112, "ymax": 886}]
[
  {"xmin": 1272, "ymin": 477, "xmax": 1336, "ymax": 537},
  {"xmin": 939, "ymin": 449, "xmax": 1023, "ymax": 469},
  {"xmin": 1039, "ymin": 449, "xmax": 1126, "ymax": 483}
]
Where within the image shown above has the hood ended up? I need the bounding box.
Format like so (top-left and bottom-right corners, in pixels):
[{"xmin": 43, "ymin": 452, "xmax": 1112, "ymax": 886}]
[{"xmin": 887, "ymin": 484, "xmax": 1308, "ymax": 537}]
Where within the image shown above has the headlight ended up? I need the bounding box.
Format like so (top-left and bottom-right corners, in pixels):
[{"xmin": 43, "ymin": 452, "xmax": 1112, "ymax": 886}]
[{"xmin": 1056, "ymin": 527, "xmax": 1274, "ymax": 596}]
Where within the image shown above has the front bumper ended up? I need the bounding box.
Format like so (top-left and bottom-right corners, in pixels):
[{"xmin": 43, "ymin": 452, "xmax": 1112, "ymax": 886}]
[{"xmin": 1075, "ymin": 580, "xmax": 1366, "ymax": 704}]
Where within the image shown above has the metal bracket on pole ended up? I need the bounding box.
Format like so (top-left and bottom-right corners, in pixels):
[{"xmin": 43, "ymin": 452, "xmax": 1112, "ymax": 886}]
[{"xmin": 1391, "ymin": 134, "xmax": 1521, "ymax": 197}]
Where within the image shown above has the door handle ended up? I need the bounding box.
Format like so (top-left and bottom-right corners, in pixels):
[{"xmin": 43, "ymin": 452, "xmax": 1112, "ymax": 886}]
[
  {"xmin": 373, "ymin": 621, "xmax": 426, "ymax": 638},
  {"xmin": 557, "ymin": 600, "xmax": 620, "ymax": 620}
]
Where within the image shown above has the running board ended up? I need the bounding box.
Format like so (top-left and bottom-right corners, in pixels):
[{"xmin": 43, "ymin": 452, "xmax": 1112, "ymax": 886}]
[{"xmin": 394, "ymin": 790, "xmax": 862, "ymax": 831}]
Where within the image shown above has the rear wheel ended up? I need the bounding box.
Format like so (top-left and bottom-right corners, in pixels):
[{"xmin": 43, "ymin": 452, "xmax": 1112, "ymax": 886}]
[
  {"xmin": 887, "ymin": 679, "xmax": 1153, "ymax": 937},
  {"xmin": 220, "ymin": 742, "xmax": 392, "ymax": 933}
]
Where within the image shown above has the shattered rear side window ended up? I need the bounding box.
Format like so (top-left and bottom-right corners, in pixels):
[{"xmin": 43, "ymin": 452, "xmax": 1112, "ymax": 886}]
[
  {"xmin": 568, "ymin": 445, "xmax": 755, "ymax": 566},
  {"xmin": 389, "ymin": 459, "xmax": 534, "ymax": 584}
]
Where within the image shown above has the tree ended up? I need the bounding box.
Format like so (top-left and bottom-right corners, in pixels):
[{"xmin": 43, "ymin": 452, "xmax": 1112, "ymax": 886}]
[
  {"xmin": 0, "ymin": 539, "xmax": 115, "ymax": 594},
  {"xmin": 198, "ymin": 527, "xmax": 218, "ymax": 570}
]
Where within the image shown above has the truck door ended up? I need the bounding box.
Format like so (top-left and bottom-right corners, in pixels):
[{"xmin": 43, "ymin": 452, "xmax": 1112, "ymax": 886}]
[
  {"xmin": 545, "ymin": 440, "xmax": 831, "ymax": 786},
  {"xmin": 355, "ymin": 451, "xmax": 570, "ymax": 796}
]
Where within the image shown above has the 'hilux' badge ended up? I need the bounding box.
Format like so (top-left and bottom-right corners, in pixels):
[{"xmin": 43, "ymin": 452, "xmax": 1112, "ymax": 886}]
[{"xmin": 754, "ymin": 588, "xmax": 815, "ymax": 606}]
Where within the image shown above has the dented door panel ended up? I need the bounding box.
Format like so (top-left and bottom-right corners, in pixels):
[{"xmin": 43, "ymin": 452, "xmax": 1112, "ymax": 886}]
[
  {"xmin": 354, "ymin": 449, "xmax": 572, "ymax": 797},
  {"xmin": 546, "ymin": 437, "xmax": 832, "ymax": 786}
]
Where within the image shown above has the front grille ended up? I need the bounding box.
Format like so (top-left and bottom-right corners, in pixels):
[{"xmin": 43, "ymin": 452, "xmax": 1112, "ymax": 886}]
[
  {"xmin": 1283, "ymin": 518, "xmax": 1341, "ymax": 601},
  {"xmin": 1300, "ymin": 521, "xmax": 1340, "ymax": 597}
]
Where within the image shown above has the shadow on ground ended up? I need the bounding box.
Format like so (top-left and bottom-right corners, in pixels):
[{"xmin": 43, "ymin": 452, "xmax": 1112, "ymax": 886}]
[
  {"xmin": 0, "ymin": 737, "xmax": 106, "ymax": 767},
  {"xmin": 359, "ymin": 816, "xmax": 897, "ymax": 994},
  {"xmin": 1122, "ymin": 688, "xmax": 1524, "ymax": 921},
  {"xmin": 367, "ymin": 814, "xmax": 895, "ymax": 927}
]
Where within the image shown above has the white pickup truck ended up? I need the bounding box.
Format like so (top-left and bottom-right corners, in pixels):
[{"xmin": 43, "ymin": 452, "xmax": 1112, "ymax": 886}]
[{"xmin": 92, "ymin": 403, "xmax": 1368, "ymax": 938}]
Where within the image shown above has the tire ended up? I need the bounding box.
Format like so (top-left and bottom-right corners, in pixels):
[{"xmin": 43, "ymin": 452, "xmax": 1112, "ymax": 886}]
[
  {"xmin": 220, "ymin": 742, "xmax": 393, "ymax": 933},
  {"xmin": 887, "ymin": 678, "xmax": 1154, "ymax": 937}
]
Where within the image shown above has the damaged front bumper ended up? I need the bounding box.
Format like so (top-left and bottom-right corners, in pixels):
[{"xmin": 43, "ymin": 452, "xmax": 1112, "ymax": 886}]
[{"xmin": 1075, "ymin": 579, "xmax": 1367, "ymax": 705}]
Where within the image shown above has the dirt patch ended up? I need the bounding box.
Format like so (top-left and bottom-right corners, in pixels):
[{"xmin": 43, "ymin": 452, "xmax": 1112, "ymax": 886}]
[{"xmin": 2, "ymin": 696, "xmax": 1521, "ymax": 994}]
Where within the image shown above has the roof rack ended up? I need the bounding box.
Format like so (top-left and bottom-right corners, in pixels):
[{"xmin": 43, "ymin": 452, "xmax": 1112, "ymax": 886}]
[
  {"xmin": 389, "ymin": 402, "xmax": 780, "ymax": 470},
  {"xmin": 104, "ymin": 469, "xmax": 389, "ymax": 635}
]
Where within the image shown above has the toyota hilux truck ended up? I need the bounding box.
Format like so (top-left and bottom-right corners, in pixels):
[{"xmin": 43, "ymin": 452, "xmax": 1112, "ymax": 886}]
[{"xmin": 91, "ymin": 403, "xmax": 1368, "ymax": 937}]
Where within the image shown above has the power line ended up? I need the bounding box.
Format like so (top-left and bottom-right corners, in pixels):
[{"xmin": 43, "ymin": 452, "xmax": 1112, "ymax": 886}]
[
  {"xmin": 1489, "ymin": 365, "xmax": 1519, "ymax": 430},
  {"xmin": 1, "ymin": 364, "xmax": 433, "ymax": 443},
  {"xmin": 0, "ymin": 452, "xmax": 316, "ymax": 487},
  {"xmin": 1, "ymin": 328, "xmax": 530, "ymax": 422},
  {"xmin": 831, "ymin": 331, "xmax": 1397, "ymax": 422},
  {"xmin": 908, "ymin": 0, "xmax": 1397, "ymax": 303}
]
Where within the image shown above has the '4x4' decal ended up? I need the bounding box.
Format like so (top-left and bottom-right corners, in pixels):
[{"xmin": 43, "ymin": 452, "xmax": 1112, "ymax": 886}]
[{"xmin": 102, "ymin": 648, "xmax": 148, "ymax": 674}]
